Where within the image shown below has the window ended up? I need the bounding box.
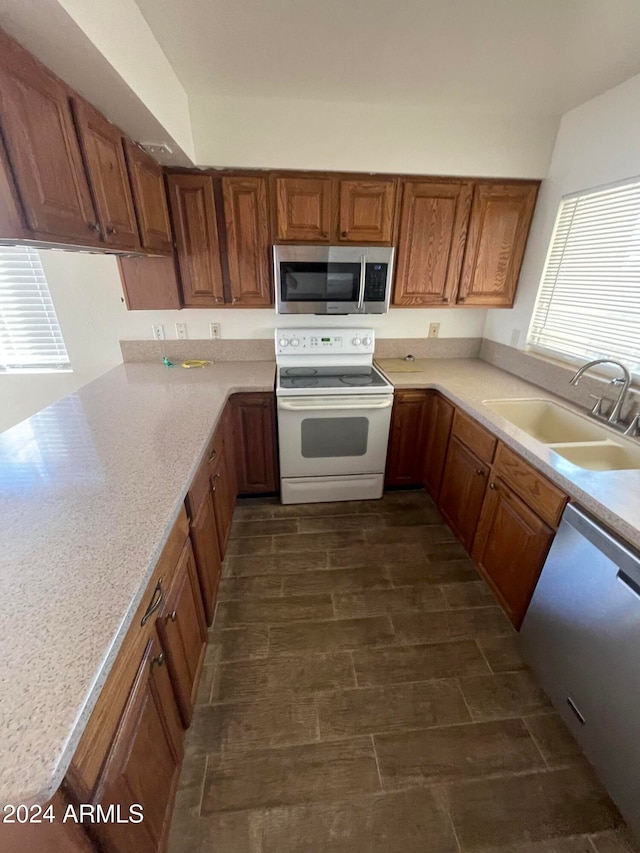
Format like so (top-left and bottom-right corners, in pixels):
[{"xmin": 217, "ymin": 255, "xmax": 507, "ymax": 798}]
[
  {"xmin": 0, "ymin": 246, "xmax": 70, "ymax": 373},
  {"xmin": 528, "ymin": 178, "xmax": 640, "ymax": 375}
]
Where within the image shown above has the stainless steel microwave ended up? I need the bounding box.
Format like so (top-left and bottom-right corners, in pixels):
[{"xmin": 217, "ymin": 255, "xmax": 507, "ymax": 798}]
[{"xmin": 274, "ymin": 245, "xmax": 394, "ymax": 314}]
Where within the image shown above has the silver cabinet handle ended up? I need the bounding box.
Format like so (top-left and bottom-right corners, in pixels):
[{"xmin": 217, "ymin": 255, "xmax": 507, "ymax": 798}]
[
  {"xmin": 489, "ymin": 482, "xmax": 497, "ymax": 490},
  {"xmin": 141, "ymin": 578, "xmax": 163, "ymax": 625},
  {"xmin": 166, "ymin": 610, "xmax": 178, "ymax": 623},
  {"xmin": 106, "ymin": 225, "xmax": 117, "ymax": 236},
  {"xmin": 151, "ymin": 652, "xmax": 165, "ymax": 668}
]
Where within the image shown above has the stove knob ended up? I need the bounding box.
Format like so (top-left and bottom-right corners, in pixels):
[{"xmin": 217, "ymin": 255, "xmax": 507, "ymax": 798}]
[
  {"xmin": 362, "ymin": 336, "xmax": 372, "ymax": 347},
  {"xmin": 352, "ymin": 337, "xmax": 361, "ymax": 346},
  {"xmin": 279, "ymin": 337, "xmax": 289, "ymax": 348},
  {"xmin": 290, "ymin": 337, "xmax": 300, "ymax": 347}
]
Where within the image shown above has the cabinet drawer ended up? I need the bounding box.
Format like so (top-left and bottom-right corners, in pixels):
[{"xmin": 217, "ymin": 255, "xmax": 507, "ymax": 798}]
[
  {"xmin": 493, "ymin": 443, "xmax": 567, "ymax": 529},
  {"xmin": 452, "ymin": 409, "xmax": 496, "ymax": 465},
  {"xmin": 68, "ymin": 507, "xmax": 188, "ymax": 798}
]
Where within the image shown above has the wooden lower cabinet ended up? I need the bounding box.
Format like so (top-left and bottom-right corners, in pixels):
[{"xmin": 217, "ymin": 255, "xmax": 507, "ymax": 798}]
[
  {"xmin": 157, "ymin": 539, "xmax": 207, "ymax": 727},
  {"xmin": 92, "ymin": 630, "xmax": 184, "ymax": 853},
  {"xmin": 232, "ymin": 393, "xmax": 279, "ymax": 494},
  {"xmin": 188, "ymin": 487, "xmax": 222, "ymax": 626},
  {"xmin": 472, "ymin": 476, "xmax": 555, "ymax": 628},
  {"xmin": 438, "ymin": 435, "xmax": 489, "ymax": 551},
  {"xmin": 421, "ymin": 393, "xmax": 454, "ymax": 498},
  {"xmin": 385, "ymin": 390, "xmax": 429, "ymax": 487}
]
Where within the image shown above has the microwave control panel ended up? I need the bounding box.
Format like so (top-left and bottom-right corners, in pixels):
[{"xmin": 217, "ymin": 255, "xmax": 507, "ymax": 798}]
[{"xmin": 275, "ymin": 329, "xmax": 375, "ymax": 355}]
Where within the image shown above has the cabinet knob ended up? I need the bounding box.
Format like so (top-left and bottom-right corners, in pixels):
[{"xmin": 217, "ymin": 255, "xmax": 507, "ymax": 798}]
[
  {"xmin": 459, "ymin": 296, "xmax": 467, "ymax": 302},
  {"xmin": 106, "ymin": 225, "xmax": 117, "ymax": 236},
  {"xmin": 88, "ymin": 221, "xmax": 100, "ymax": 233},
  {"xmin": 475, "ymin": 468, "xmax": 485, "ymax": 476},
  {"xmin": 208, "ymin": 450, "xmax": 218, "ymax": 464},
  {"xmin": 166, "ymin": 610, "xmax": 177, "ymax": 623},
  {"xmin": 215, "ymin": 297, "xmax": 223, "ymax": 303},
  {"xmin": 341, "ymin": 231, "xmax": 348, "ymax": 238},
  {"xmin": 214, "ymin": 472, "xmax": 221, "ymax": 481},
  {"xmin": 232, "ymin": 297, "xmax": 239, "ymax": 303},
  {"xmin": 443, "ymin": 297, "xmax": 450, "ymax": 304},
  {"xmin": 151, "ymin": 652, "xmax": 165, "ymax": 668},
  {"xmin": 489, "ymin": 482, "xmax": 497, "ymax": 490}
]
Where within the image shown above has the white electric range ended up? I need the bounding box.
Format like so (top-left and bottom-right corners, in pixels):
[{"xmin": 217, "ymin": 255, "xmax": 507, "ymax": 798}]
[{"xmin": 275, "ymin": 328, "xmax": 394, "ymax": 504}]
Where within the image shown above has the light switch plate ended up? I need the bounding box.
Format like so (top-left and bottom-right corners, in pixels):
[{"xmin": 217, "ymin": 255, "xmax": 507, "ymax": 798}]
[
  {"xmin": 151, "ymin": 324, "xmax": 165, "ymax": 341},
  {"xmin": 175, "ymin": 323, "xmax": 187, "ymax": 340}
]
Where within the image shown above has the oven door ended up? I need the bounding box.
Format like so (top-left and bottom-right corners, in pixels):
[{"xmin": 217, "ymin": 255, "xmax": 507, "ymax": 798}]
[{"xmin": 277, "ymin": 395, "xmax": 393, "ymax": 477}]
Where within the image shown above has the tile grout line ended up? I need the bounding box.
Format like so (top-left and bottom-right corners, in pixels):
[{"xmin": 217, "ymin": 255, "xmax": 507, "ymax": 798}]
[
  {"xmin": 370, "ymin": 734, "xmax": 385, "ymax": 792},
  {"xmin": 446, "ymin": 806, "xmax": 463, "ymax": 853},
  {"xmin": 454, "ymin": 676, "xmax": 477, "ymax": 723},
  {"xmin": 196, "ymin": 752, "xmax": 209, "ymax": 817},
  {"xmin": 521, "ymin": 714, "xmax": 552, "ymax": 770},
  {"xmin": 473, "ymin": 639, "xmax": 496, "ymax": 674}
]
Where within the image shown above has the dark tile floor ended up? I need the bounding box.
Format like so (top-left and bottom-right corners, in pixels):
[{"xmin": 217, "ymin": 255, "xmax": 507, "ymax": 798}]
[{"xmin": 168, "ymin": 491, "xmax": 638, "ymax": 853}]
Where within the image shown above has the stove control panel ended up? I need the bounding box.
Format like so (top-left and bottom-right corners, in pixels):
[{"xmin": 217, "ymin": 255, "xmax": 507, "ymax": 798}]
[{"xmin": 275, "ymin": 329, "xmax": 375, "ymax": 355}]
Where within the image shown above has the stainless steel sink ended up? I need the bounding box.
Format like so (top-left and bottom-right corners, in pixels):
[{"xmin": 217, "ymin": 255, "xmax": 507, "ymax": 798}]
[{"xmin": 484, "ymin": 398, "xmax": 640, "ymax": 471}]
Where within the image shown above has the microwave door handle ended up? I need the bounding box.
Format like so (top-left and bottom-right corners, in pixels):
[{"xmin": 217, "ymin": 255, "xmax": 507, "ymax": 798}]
[{"xmin": 357, "ymin": 255, "xmax": 366, "ymax": 312}]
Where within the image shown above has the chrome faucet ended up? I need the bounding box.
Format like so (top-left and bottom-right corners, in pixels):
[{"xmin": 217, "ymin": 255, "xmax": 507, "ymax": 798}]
[{"xmin": 569, "ymin": 359, "xmax": 631, "ymax": 424}]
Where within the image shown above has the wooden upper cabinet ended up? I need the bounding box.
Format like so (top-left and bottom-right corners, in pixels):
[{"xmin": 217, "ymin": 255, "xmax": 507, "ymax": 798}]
[
  {"xmin": 338, "ymin": 179, "xmax": 396, "ymax": 243},
  {"xmin": 73, "ymin": 99, "xmax": 140, "ymax": 249},
  {"xmin": 124, "ymin": 140, "xmax": 173, "ymax": 254},
  {"xmin": 274, "ymin": 176, "xmax": 332, "ymax": 242},
  {"xmin": 222, "ymin": 176, "xmax": 272, "ymax": 306},
  {"xmin": 394, "ymin": 180, "xmax": 473, "ymax": 306},
  {"xmin": 457, "ymin": 182, "xmax": 538, "ymax": 307},
  {"xmin": 167, "ymin": 174, "xmax": 225, "ymax": 307},
  {"xmin": 0, "ymin": 132, "xmax": 25, "ymax": 239},
  {"xmin": 0, "ymin": 30, "xmax": 98, "ymax": 242}
]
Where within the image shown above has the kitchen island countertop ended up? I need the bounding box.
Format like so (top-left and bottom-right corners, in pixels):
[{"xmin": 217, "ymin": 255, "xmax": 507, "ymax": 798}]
[{"xmin": 0, "ymin": 360, "xmax": 275, "ymax": 807}]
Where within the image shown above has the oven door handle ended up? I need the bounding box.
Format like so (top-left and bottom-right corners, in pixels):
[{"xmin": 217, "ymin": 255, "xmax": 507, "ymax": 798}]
[
  {"xmin": 357, "ymin": 254, "xmax": 366, "ymax": 312},
  {"xmin": 279, "ymin": 398, "xmax": 393, "ymax": 411}
]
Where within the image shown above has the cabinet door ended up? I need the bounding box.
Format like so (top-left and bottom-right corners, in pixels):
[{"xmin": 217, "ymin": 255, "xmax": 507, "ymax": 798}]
[
  {"xmin": 0, "ymin": 132, "xmax": 25, "ymax": 239},
  {"xmin": 167, "ymin": 174, "xmax": 225, "ymax": 306},
  {"xmin": 422, "ymin": 394, "xmax": 454, "ymax": 499},
  {"xmin": 0, "ymin": 31, "xmax": 97, "ymax": 242},
  {"xmin": 472, "ymin": 477, "xmax": 554, "ymax": 627},
  {"xmin": 338, "ymin": 179, "xmax": 396, "ymax": 243},
  {"xmin": 457, "ymin": 182, "xmax": 538, "ymax": 307},
  {"xmin": 274, "ymin": 176, "xmax": 332, "ymax": 242},
  {"xmin": 232, "ymin": 393, "xmax": 279, "ymax": 494},
  {"xmin": 124, "ymin": 140, "xmax": 173, "ymax": 254},
  {"xmin": 94, "ymin": 633, "xmax": 183, "ymax": 853},
  {"xmin": 117, "ymin": 255, "xmax": 182, "ymax": 310},
  {"xmin": 211, "ymin": 450, "xmax": 235, "ymax": 559},
  {"xmin": 394, "ymin": 180, "xmax": 473, "ymax": 306},
  {"xmin": 158, "ymin": 539, "xmax": 207, "ymax": 727},
  {"xmin": 385, "ymin": 391, "xmax": 429, "ymax": 487},
  {"xmin": 73, "ymin": 99, "xmax": 140, "ymax": 249},
  {"xmin": 438, "ymin": 435, "xmax": 489, "ymax": 551},
  {"xmin": 189, "ymin": 489, "xmax": 222, "ymax": 626},
  {"xmin": 222, "ymin": 176, "xmax": 272, "ymax": 306}
]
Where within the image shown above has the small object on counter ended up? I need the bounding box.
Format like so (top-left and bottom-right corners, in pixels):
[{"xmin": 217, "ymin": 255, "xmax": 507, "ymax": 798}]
[
  {"xmin": 181, "ymin": 360, "xmax": 212, "ymax": 369},
  {"xmin": 405, "ymin": 354, "xmax": 415, "ymax": 362},
  {"xmin": 162, "ymin": 356, "xmax": 173, "ymax": 367}
]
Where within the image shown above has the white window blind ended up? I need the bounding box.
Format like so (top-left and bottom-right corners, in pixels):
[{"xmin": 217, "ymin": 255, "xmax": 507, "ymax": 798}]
[
  {"xmin": 528, "ymin": 178, "xmax": 640, "ymax": 373},
  {"xmin": 0, "ymin": 246, "xmax": 70, "ymax": 372}
]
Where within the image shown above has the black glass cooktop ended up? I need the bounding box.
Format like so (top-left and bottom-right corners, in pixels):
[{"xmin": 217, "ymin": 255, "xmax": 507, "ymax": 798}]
[{"xmin": 279, "ymin": 365, "xmax": 390, "ymax": 390}]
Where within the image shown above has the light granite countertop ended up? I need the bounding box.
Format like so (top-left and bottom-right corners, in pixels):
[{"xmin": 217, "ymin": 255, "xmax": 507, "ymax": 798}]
[
  {"xmin": 0, "ymin": 361, "xmax": 275, "ymax": 807},
  {"xmin": 376, "ymin": 358, "xmax": 640, "ymax": 552}
]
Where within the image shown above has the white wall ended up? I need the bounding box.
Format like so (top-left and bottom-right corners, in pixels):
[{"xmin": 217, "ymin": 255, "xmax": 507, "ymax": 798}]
[
  {"xmin": 190, "ymin": 95, "xmax": 557, "ymax": 178},
  {"xmin": 484, "ymin": 71, "xmax": 640, "ymax": 347}
]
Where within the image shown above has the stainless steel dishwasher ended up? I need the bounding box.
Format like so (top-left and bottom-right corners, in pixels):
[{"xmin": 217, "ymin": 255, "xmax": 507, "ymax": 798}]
[{"xmin": 519, "ymin": 502, "xmax": 640, "ymax": 838}]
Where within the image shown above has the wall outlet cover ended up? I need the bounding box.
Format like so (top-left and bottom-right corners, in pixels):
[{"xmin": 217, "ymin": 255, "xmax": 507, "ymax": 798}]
[
  {"xmin": 175, "ymin": 322, "xmax": 187, "ymax": 340},
  {"xmin": 428, "ymin": 323, "xmax": 440, "ymax": 339},
  {"xmin": 151, "ymin": 323, "xmax": 165, "ymax": 341},
  {"xmin": 210, "ymin": 323, "xmax": 221, "ymax": 339}
]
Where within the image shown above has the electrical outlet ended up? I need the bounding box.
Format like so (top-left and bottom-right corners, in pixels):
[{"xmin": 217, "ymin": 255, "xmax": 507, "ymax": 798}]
[
  {"xmin": 210, "ymin": 323, "xmax": 221, "ymax": 339},
  {"xmin": 428, "ymin": 322, "xmax": 440, "ymax": 339},
  {"xmin": 175, "ymin": 322, "xmax": 187, "ymax": 340},
  {"xmin": 151, "ymin": 324, "xmax": 165, "ymax": 341}
]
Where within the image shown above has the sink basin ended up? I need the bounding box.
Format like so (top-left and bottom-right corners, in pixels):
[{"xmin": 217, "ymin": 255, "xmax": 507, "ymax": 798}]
[
  {"xmin": 546, "ymin": 441, "xmax": 640, "ymax": 472},
  {"xmin": 484, "ymin": 398, "xmax": 640, "ymax": 471},
  {"xmin": 484, "ymin": 399, "xmax": 612, "ymax": 444}
]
